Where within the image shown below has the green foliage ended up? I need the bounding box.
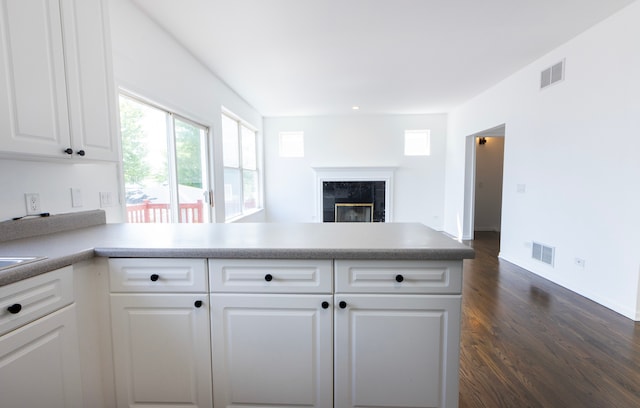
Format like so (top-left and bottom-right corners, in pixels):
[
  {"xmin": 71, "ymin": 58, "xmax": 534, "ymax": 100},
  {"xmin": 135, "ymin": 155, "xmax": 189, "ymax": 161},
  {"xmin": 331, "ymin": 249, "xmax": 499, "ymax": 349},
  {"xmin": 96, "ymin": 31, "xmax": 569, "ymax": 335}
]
[
  {"xmin": 119, "ymin": 97, "xmax": 205, "ymax": 192},
  {"xmin": 175, "ymin": 119, "xmax": 203, "ymax": 189},
  {"xmin": 119, "ymin": 97, "xmax": 150, "ymax": 185}
]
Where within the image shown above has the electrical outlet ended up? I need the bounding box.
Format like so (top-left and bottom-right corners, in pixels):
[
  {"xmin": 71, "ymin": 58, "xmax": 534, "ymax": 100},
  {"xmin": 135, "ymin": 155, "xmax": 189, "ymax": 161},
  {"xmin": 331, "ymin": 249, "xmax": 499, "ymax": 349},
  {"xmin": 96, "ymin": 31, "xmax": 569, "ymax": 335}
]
[
  {"xmin": 71, "ymin": 188, "xmax": 83, "ymax": 208},
  {"xmin": 24, "ymin": 193, "xmax": 41, "ymax": 215}
]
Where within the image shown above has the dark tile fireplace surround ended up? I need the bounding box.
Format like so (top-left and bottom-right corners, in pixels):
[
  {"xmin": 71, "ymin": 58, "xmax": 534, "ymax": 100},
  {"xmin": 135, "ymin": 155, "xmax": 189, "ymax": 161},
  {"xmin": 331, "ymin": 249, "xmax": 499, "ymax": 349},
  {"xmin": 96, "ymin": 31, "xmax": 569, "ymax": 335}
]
[{"xmin": 322, "ymin": 181, "xmax": 386, "ymax": 222}]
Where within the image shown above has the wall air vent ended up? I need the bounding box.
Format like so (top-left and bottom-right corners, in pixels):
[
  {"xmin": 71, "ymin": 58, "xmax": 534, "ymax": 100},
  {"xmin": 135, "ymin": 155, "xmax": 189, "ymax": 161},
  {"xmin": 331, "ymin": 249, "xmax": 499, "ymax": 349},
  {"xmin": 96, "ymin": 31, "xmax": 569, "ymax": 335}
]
[
  {"xmin": 532, "ymin": 242, "xmax": 555, "ymax": 266},
  {"xmin": 540, "ymin": 59, "xmax": 565, "ymax": 89}
]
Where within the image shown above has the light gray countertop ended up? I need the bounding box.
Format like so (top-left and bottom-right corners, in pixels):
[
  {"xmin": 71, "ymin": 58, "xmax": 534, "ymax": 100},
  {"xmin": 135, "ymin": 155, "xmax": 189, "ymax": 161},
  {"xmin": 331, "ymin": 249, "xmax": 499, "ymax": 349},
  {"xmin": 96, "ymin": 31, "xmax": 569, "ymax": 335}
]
[{"xmin": 0, "ymin": 220, "xmax": 474, "ymax": 287}]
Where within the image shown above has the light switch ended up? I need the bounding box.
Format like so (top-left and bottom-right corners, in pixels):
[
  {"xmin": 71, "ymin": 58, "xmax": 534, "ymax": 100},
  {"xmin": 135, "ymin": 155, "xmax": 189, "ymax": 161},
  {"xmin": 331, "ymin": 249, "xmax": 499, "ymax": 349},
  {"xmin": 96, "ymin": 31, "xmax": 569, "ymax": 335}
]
[{"xmin": 100, "ymin": 192, "xmax": 114, "ymax": 207}]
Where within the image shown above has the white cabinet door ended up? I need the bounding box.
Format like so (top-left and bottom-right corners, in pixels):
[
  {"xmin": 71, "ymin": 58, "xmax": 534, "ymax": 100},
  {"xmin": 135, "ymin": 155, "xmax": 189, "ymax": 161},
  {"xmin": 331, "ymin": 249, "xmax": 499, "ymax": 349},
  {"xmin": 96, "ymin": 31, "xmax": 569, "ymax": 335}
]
[
  {"xmin": 0, "ymin": 0, "xmax": 118, "ymax": 160},
  {"xmin": 60, "ymin": 0, "xmax": 118, "ymax": 161},
  {"xmin": 110, "ymin": 294, "xmax": 212, "ymax": 408},
  {"xmin": 334, "ymin": 294, "xmax": 461, "ymax": 408},
  {"xmin": 0, "ymin": 0, "xmax": 71, "ymax": 157},
  {"xmin": 211, "ymin": 294, "xmax": 333, "ymax": 408},
  {"xmin": 0, "ymin": 304, "xmax": 83, "ymax": 408}
]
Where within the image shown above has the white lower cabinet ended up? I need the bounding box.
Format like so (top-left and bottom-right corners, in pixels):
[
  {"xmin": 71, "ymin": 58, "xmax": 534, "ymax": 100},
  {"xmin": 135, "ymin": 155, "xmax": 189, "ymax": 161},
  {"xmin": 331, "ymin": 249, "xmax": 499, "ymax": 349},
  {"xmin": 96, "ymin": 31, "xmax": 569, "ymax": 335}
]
[
  {"xmin": 108, "ymin": 259, "xmax": 212, "ymax": 408},
  {"xmin": 334, "ymin": 294, "xmax": 461, "ymax": 408},
  {"xmin": 210, "ymin": 258, "xmax": 463, "ymax": 408},
  {"xmin": 211, "ymin": 294, "xmax": 334, "ymax": 407},
  {"xmin": 105, "ymin": 258, "xmax": 462, "ymax": 408},
  {"xmin": 334, "ymin": 260, "xmax": 463, "ymax": 408},
  {"xmin": 1, "ymin": 254, "xmax": 464, "ymax": 407},
  {"xmin": 0, "ymin": 266, "xmax": 82, "ymax": 408},
  {"xmin": 110, "ymin": 294, "xmax": 212, "ymax": 408}
]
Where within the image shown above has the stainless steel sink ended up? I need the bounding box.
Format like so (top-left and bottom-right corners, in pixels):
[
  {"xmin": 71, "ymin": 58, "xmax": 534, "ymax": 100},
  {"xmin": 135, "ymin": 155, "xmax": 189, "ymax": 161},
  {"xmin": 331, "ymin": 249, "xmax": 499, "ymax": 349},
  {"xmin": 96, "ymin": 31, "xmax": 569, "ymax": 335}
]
[{"xmin": 0, "ymin": 257, "xmax": 46, "ymax": 271}]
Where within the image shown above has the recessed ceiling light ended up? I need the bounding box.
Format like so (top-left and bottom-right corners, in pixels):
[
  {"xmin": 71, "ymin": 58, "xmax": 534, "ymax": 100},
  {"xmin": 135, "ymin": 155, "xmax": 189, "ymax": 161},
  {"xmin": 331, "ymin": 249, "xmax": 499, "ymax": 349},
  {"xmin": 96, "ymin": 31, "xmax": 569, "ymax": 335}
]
[{"xmin": 352, "ymin": 106, "xmax": 360, "ymax": 110}]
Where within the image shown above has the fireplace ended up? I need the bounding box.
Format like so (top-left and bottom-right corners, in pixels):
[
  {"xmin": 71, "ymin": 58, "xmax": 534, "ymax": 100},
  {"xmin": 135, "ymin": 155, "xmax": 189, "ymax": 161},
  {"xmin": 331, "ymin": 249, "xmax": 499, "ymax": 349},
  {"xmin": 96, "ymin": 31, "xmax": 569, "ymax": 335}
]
[
  {"xmin": 323, "ymin": 181, "xmax": 384, "ymax": 222},
  {"xmin": 313, "ymin": 167, "xmax": 395, "ymax": 223}
]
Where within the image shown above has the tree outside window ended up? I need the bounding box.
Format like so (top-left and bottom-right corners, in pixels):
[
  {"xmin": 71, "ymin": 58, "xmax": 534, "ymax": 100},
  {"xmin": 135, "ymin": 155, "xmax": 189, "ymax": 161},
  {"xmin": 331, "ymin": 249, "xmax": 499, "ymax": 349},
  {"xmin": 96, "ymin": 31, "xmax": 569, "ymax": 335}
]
[{"xmin": 119, "ymin": 94, "xmax": 211, "ymax": 223}]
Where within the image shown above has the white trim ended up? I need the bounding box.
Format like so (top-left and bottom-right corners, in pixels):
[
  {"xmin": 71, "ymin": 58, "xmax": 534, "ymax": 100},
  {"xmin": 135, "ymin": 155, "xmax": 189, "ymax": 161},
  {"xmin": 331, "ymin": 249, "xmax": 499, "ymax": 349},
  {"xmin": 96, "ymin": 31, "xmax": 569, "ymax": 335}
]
[
  {"xmin": 312, "ymin": 167, "xmax": 396, "ymax": 222},
  {"xmin": 221, "ymin": 107, "xmax": 258, "ymax": 132}
]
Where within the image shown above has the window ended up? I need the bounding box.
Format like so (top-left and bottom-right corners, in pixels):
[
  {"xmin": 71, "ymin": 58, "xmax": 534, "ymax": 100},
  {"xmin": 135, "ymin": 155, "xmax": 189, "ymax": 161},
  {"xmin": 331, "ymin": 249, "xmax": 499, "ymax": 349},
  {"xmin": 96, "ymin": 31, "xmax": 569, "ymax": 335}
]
[
  {"xmin": 404, "ymin": 129, "xmax": 431, "ymax": 156},
  {"xmin": 222, "ymin": 112, "xmax": 260, "ymax": 220},
  {"xmin": 279, "ymin": 131, "xmax": 304, "ymax": 157},
  {"xmin": 119, "ymin": 94, "xmax": 211, "ymax": 223}
]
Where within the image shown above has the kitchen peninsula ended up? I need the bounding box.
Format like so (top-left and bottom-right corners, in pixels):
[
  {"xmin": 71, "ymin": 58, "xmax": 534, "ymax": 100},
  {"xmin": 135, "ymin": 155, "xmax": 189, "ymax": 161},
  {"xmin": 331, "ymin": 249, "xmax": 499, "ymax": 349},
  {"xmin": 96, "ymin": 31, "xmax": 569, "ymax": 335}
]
[{"xmin": 0, "ymin": 211, "xmax": 474, "ymax": 408}]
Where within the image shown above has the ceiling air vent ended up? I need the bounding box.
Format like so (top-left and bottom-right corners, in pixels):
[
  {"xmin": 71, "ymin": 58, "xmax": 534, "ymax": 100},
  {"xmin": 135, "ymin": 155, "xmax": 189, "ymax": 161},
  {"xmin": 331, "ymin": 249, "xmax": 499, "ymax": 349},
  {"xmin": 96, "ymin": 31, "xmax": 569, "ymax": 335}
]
[
  {"xmin": 532, "ymin": 242, "xmax": 555, "ymax": 266},
  {"xmin": 540, "ymin": 59, "xmax": 565, "ymax": 89}
]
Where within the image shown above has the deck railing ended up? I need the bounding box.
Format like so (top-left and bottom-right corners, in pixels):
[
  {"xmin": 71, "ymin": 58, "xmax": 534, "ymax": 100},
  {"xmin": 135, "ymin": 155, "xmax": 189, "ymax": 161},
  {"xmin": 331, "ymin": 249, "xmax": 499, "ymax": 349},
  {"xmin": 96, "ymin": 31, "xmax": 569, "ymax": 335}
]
[{"xmin": 126, "ymin": 200, "xmax": 204, "ymax": 223}]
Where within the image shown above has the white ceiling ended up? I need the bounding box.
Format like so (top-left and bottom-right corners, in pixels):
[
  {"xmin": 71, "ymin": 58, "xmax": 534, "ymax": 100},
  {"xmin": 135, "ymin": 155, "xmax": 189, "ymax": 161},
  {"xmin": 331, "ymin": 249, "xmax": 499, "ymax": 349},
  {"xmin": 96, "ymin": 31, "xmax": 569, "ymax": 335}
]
[{"xmin": 130, "ymin": 0, "xmax": 635, "ymax": 117}]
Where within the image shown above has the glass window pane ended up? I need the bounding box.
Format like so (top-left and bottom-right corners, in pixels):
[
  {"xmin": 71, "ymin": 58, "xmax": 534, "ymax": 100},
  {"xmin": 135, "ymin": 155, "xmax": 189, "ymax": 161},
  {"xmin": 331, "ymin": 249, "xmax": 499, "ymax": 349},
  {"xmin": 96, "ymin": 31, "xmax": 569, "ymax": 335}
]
[
  {"xmin": 222, "ymin": 114, "xmax": 239, "ymax": 168},
  {"xmin": 224, "ymin": 167, "xmax": 242, "ymax": 219},
  {"xmin": 242, "ymin": 170, "xmax": 259, "ymax": 211},
  {"xmin": 222, "ymin": 111, "xmax": 261, "ymax": 220},
  {"xmin": 175, "ymin": 118, "xmax": 208, "ymax": 223},
  {"xmin": 241, "ymin": 125, "xmax": 256, "ymax": 170},
  {"xmin": 404, "ymin": 129, "xmax": 431, "ymax": 156},
  {"xmin": 120, "ymin": 95, "xmax": 172, "ymax": 223}
]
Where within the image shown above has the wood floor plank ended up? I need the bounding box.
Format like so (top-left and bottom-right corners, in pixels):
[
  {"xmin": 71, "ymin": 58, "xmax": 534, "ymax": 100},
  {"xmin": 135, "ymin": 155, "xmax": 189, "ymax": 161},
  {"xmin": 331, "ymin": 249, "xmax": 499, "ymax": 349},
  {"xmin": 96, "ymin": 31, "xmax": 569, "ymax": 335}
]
[{"xmin": 459, "ymin": 232, "xmax": 640, "ymax": 408}]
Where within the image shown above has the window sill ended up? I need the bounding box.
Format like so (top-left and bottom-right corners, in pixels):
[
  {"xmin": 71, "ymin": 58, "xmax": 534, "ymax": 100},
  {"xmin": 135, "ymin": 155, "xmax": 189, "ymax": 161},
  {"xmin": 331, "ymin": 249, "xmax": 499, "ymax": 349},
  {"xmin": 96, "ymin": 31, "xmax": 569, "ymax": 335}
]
[{"xmin": 225, "ymin": 208, "xmax": 264, "ymax": 223}]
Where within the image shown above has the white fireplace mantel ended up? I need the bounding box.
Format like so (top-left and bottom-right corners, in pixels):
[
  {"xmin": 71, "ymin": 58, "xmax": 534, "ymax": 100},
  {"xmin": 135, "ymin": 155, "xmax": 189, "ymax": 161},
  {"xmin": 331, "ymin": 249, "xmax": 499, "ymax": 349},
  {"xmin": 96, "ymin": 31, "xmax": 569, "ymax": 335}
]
[{"xmin": 312, "ymin": 166, "xmax": 396, "ymax": 222}]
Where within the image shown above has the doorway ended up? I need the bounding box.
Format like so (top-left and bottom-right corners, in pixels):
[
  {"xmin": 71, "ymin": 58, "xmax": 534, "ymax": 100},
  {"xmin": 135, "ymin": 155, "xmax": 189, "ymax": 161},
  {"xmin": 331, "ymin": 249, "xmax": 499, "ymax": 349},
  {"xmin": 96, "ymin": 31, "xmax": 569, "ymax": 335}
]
[{"xmin": 462, "ymin": 125, "xmax": 505, "ymax": 241}]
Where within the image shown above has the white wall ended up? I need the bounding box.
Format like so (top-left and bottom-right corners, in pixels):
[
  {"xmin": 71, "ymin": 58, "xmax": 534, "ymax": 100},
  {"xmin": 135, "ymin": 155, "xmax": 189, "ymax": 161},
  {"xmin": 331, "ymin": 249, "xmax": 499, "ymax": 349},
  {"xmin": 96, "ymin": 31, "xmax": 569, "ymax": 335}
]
[
  {"xmin": 108, "ymin": 0, "xmax": 264, "ymax": 222},
  {"xmin": 264, "ymin": 114, "xmax": 447, "ymax": 228},
  {"xmin": 0, "ymin": 158, "xmax": 122, "ymax": 222},
  {"xmin": 474, "ymin": 137, "xmax": 504, "ymax": 232},
  {"xmin": 444, "ymin": 1, "xmax": 640, "ymax": 320}
]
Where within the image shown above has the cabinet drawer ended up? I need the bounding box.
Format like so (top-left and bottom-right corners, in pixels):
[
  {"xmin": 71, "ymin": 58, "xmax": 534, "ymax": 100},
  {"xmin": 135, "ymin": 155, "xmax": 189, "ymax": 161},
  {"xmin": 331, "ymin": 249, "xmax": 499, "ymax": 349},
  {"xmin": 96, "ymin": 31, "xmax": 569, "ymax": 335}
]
[
  {"xmin": 209, "ymin": 259, "xmax": 332, "ymax": 293},
  {"xmin": 0, "ymin": 266, "xmax": 74, "ymax": 336},
  {"xmin": 109, "ymin": 258, "xmax": 207, "ymax": 293},
  {"xmin": 335, "ymin": 260, "xmax": 462, "ymax": 294}
]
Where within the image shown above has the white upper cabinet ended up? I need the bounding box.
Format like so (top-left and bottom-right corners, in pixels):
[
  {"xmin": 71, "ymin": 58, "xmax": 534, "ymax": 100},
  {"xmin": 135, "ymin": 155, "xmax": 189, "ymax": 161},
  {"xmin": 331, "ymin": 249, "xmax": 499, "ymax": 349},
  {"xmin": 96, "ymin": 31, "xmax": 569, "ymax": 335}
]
[
  {"xmin": 60, "ymin": 0, "xmax": 118, "ymax": 161},
  {"xmin": 0, "ymin": 0, "xmax": 118, "ymax": 161}
]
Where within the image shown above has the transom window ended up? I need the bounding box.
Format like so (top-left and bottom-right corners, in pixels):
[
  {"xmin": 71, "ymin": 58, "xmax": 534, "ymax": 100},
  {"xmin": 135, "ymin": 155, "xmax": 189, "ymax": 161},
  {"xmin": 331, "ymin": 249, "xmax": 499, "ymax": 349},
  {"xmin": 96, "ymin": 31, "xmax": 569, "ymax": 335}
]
[{"xmin": 404, "ymin": 129, "xmax": 431, "ymax": 156}]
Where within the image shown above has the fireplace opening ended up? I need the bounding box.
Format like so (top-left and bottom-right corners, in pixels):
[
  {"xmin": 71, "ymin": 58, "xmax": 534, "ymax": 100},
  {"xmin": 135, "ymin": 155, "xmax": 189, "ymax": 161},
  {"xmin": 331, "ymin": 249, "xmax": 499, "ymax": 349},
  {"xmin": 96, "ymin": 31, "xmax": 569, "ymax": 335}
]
[
  {"xmin": 335, "ymin": 203, "xmax": 373, "ymax": 222},
  {"xmin": 323, "ymin": 181, "xmax": 385, "ymax": 222}
]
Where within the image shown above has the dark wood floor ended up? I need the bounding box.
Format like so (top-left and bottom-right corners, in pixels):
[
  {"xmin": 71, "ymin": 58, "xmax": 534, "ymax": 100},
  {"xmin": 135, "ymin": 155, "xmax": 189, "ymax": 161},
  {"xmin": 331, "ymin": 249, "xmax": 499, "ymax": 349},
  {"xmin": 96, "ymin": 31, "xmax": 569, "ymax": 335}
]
[{"xmin": 459, "ymin": 231, "xmax": 640, "ymax": 408}]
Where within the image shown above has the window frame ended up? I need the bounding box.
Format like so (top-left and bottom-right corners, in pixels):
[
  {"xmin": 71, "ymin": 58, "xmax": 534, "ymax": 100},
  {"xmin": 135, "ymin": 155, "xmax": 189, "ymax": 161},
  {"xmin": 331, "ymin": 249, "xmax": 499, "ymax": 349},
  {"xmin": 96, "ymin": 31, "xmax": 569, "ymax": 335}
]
[
  {"xmin": 118, "ymin": 91, "xmax": 213, "ymax": 223},
  {"xmin": 404, "ymin": 129, "xmax": 431, "ymax": 156},
  {"xmin": 221, "ymin": 110, "xmax": 262, "ymax": 221}
]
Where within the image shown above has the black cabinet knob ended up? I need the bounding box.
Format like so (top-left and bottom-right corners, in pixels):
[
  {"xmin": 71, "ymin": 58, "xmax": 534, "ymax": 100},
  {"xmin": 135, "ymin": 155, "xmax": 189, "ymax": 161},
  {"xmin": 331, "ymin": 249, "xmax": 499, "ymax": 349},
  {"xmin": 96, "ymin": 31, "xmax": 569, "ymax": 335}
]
[
  {"xmin": 7, "ymin": 303, "xmax": 22, "ymax": 314},
  {"xmin": 264, "ymin": 274, "xmax": 273, "ymax": 282},
  {"xmin": 339, "ymin": 301, "xmax": 347, "ymax": 309},
  {"xmin": 76, "ymin": 150, "xmax": 85, "ymax": 156},
  {"xmin": 395, "ymin": 274, "xmax": 404, "ymax": 283},
  {"xmin": 321, "ymin": 301, "xmax": 330, "ymax": 309},
  {"xmin": 194, "ymin": 300, "xmax": 203, "ymax": 308},
  {"xmin": 150, "ymin": 274, "xmax": 159, "ymax": 282},
  {"xmin": 64, "ymin": 148, "xmax": 73, "ymax": 155}
]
